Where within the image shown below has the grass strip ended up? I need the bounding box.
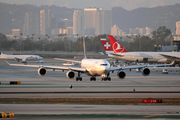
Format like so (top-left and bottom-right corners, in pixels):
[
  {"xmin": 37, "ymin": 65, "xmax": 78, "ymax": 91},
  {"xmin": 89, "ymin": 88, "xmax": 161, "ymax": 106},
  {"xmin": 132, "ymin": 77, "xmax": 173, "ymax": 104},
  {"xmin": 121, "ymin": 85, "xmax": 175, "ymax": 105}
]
[{"xmin": 0, "ymin": 98, "xmax": 180, "ymax": 105}]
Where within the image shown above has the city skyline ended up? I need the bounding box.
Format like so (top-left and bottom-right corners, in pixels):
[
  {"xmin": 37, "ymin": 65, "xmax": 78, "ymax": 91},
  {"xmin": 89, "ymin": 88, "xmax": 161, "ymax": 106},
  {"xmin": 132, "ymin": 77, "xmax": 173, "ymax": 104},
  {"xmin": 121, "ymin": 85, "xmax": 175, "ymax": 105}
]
[{"xmin": 1, "ymin": 1, "xmax": 180, "ymax": 37}]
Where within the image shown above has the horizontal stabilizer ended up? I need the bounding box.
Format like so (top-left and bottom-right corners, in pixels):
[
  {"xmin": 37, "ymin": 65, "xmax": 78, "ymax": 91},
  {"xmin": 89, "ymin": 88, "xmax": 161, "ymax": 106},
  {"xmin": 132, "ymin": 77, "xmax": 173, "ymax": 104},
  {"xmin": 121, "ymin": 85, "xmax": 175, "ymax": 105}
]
[
  {"xmin": 109, "ymin": 53, "xmax": 124, "ymax": 57},
  {"xmin": 160, "ymin": 54, "xmax": 180, "ymax": 60}
]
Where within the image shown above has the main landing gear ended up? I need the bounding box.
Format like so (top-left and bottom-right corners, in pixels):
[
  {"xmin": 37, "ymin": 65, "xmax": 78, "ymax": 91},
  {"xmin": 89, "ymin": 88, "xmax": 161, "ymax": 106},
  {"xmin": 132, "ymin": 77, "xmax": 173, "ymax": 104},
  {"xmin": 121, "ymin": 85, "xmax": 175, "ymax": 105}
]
[
  {"xmin": 76, "ymin": 72, "xmax": 82, "ymax": 81},
  {"xmin": 101, "ymin": 77, "xmax": 111, "ymax": 81},
  {"xmin": 101, "ymin": 73, "xmax": 111, "ymax": 81}
]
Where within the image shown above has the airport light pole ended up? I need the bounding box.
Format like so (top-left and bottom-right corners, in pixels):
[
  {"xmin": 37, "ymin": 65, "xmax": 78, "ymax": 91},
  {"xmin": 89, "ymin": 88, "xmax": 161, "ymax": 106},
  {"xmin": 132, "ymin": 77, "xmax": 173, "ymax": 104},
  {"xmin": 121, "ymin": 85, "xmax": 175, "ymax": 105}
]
[{"xmin": 20, "ymin": 33, "xmax": 23, "ymax": 55}]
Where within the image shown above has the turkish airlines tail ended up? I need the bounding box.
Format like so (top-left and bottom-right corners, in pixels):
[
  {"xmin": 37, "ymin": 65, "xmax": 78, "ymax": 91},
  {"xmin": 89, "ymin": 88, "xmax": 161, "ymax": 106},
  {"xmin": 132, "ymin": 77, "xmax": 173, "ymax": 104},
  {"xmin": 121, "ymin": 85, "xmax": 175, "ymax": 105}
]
[
  {"xmin": 100, "ymin": 38, "xmax": 114, "ymax": 54},
  {"xmin": 108, "ymin": 35, "xmax": 128, "ymax": 53}
]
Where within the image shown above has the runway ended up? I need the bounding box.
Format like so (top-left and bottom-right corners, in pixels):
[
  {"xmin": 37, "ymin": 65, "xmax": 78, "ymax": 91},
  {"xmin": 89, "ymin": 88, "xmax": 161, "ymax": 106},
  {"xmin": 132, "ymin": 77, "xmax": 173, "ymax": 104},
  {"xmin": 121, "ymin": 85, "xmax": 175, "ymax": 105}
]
[
  {"xmin": 0, "ymin": 59, "xmax": 180, "ymax": 98},
  {"xmin": 1, "ymin": 103, "xmax": 180, "ymax": 119},
  {"xmin": 1, "ymin": 59, "xmax": 180, "ymax": 119}
]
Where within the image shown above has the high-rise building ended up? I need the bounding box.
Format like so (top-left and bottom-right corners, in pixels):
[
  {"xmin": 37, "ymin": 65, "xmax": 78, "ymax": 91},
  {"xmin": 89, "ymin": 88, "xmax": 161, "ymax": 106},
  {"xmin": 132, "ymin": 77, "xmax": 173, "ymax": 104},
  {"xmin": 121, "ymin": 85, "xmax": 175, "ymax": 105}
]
[
  {"xmin": 84, "ymin": 8, "xmax": 112, "ymax": 35},
  {"xmin": 139, "ymin": 28, "xmax": 145, "ymax": 35},
  {"xmin": 73, "ymin": 8, "xmax": 112, "ymax": 36},
  {"xmin": 129, "ymin": 27, "xmax": 152, "ymax": 35},
  {"xmin": 111, "ymin": 24, "xmax": 119, "ymax": 36},
  {"xmin": 23, "ymin": 12, "xmax": 38, "ymax": 36},
  {"xmin": 176, "ymin": 21, "xmax": 180, "ymax": 35},
  {"xmin": 40, "ymin": 9, "xmax": 51, "ymax": 36},
  {"xmin": 84, "ymin": 8, "xmax": 97, "ymax": 29},
  {"xmin": 96, "ymin": 8, "xmax": 112, "ymax": 35},
  {"xmin": 145, "ymin": 27, "xmax": 153, "ymax": 35},
  {"xmin": 50, "ymin": 17, "xmax": 57, "ymax": 30},
  {"xmin": 63, "ymin": 19, "xmax": 73, "ymax": 28},
  {"xmin": 111, "ymin": 24, "xmax": 125, "ymax": 36},
  {"xmin": 12, "ymin": 29, "xmax": 20, "ymax": 36},
  {"xmin": 73, "ymin": 10, "xmax": 84, "ymax": 35},
  {"xmin": 66, "ymin": 27, "xmax": 73, "ymax": 35}
]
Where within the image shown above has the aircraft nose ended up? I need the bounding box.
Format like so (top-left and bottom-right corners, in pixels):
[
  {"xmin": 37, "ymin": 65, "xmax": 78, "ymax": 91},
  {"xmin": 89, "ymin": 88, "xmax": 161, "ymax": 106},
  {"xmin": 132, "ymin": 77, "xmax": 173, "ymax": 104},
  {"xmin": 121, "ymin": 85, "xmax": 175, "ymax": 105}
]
[{"xmin": 39, "ymin": 57, "xmax": 43, "ymax": 60}]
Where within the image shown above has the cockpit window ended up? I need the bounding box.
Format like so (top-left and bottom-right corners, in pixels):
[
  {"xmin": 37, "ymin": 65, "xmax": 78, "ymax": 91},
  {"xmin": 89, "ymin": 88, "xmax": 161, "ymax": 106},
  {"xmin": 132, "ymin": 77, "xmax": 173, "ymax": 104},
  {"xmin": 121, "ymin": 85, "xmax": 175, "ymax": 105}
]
[{"xmin": 100, "ymin": 64, "xmax": 108, "ymax": 66}]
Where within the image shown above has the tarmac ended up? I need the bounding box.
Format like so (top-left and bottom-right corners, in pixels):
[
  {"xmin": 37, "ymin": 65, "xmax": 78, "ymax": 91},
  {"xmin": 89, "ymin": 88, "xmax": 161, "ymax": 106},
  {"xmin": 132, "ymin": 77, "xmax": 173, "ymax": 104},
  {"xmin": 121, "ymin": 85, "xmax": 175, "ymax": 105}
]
[{"xmin": 0, "ymin": 59, "xmax": 180, "ymax": 119}]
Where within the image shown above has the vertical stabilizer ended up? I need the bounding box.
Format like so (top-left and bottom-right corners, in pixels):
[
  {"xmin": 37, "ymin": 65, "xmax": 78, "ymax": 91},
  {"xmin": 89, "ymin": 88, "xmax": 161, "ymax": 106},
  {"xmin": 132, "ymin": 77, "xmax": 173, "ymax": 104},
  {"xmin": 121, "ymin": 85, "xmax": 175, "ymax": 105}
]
[
  {"xmin": 100, "ymin": 38, "xmax": 114, "ymax": 54},
  {"xmin": 83, "ymin": 36, "xmax": 87, "ymax": 59},
  {"xmin": 108, "ymin": 35, "xmax": 128, "ymax": 53}
]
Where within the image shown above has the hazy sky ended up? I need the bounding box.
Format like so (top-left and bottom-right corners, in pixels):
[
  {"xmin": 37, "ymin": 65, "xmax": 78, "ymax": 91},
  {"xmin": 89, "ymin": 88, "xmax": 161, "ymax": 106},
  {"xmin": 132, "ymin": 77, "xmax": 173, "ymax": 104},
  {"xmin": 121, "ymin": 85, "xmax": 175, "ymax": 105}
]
[{"xmin": 1, "ymin": 0, "xmax": 180, "ymax": 10}]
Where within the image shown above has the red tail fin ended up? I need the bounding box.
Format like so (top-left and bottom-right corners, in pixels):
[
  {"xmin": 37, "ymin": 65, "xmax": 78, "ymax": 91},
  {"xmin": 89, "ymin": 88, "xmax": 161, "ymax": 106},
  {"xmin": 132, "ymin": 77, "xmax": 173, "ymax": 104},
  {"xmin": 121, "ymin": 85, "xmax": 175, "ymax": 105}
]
[
  {"xmin": 100, "ymin": 38, "xmax": 113, "ymax": 51},
  {"xmin": 108, "ymin": 35, "xmax": 128, "ymax": 53}
]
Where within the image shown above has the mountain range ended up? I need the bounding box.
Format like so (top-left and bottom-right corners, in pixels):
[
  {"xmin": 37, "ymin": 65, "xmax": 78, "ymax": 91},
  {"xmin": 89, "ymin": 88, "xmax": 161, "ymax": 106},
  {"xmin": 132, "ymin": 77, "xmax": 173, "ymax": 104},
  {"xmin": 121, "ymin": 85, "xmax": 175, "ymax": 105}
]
[{"xmin": 1, "ymin": 0, "xmax": 180, "ymax": 10}]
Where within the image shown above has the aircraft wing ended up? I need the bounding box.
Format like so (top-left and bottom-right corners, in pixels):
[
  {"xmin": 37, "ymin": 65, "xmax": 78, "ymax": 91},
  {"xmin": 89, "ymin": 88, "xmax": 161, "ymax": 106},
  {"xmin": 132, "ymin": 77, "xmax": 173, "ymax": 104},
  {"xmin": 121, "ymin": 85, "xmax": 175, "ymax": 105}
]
[
  {"xmin": 160, "ymin": 54, "xmax": 180, "ymax": 61},
  {"xmin": 99, "ymin": 52, "xmax": 108, "ymax": 55},
  {"xmin": 110, "ymin": 63, "xmax": 172, "ymax": 71},
  {"xmin": 109, "ymin": 53, "xmax": 124, "ymax": 57},
  {"xmin": 15, "ymin": 57, "xmax": 22, "ymax": 61},
  {"xmin": 6, "ymin": 61, "xmax": 87, "ymax": 72},
  {"xmin": 54, "ymin": 58, "xmax": 82, "ymax": 63}
]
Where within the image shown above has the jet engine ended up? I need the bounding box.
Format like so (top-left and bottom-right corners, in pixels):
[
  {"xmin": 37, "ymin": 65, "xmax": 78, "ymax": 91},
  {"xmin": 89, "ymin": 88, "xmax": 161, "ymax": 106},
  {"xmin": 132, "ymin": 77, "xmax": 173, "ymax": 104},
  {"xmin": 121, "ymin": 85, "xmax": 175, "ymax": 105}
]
[
  {"xmin": 142, "ymin": 67, "xmax": 150, "ymax": 76},
  {"xmin": 66, "ymin": 71, "xmax": 76, "ymax": 79},
  {"xmin": 38, "ymin": 68, "xmax": 47, "ymax": 76},
  {"xmin": 117, "ymin": 70, "xmax": 126, "ymax": 79},
  {"xmin": 21, "ymin": 58, "xmax": 27, "ymax": 63},
  {"xmin": 36, "ymin": 60, "xmax": 44, "ymax": 63}
]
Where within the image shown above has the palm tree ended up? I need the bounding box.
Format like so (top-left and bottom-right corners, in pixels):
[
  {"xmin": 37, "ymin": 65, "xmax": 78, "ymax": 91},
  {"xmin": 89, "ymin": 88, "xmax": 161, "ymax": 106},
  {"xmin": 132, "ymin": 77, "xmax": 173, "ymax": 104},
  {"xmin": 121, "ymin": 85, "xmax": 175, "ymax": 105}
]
[
  {"xmin": 13, "ymin": 36, "xmax": 17, "ymax": 39},
  {"xmin": 20, "ymin": 33, "xmax": 23, "ymax": 53},
  {"xmin": 38, "ymin": 37, "xmax": 41, "ymax": 41},
  {"xmin": 20, "ymin": 33, "xmax": 23, "ymax": 41},
  {"xmin": 45, "ymin": 34, "xmax": 48, "ymax": 38},
  {"xmin": 31, "ymin": 34, "xmax": 35, "ymax": 40}
]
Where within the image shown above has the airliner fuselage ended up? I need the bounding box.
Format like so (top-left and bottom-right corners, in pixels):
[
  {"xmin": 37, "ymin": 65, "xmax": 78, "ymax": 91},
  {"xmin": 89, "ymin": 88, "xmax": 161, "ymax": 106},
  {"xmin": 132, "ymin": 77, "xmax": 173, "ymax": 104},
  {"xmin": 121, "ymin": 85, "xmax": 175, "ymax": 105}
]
[
  {"xmin": 0, "ymin": 52, "xmax": 43, "ymax": 63},
  {"xmin": 81, "ymin": 59, "xmax": 110, "ymax": 76},
  {"xmin": 109, "ymin": 52, "xmax": 180, "ymax": 63}
]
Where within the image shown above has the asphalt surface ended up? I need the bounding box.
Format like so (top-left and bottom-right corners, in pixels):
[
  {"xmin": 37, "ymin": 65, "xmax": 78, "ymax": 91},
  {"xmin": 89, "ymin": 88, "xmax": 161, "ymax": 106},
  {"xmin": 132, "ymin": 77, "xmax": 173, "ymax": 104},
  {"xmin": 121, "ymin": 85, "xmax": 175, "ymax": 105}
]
[
  {"xmin": 1, "ymin": 59, "xmax": 180, "ymax": 119},
  {"xmin": 1, "ymin": 59, "xmax": 180, "ymax": 98},
  {"xmin": 1, "ymin": 104, "xmax": 180, "ymax": 119}
]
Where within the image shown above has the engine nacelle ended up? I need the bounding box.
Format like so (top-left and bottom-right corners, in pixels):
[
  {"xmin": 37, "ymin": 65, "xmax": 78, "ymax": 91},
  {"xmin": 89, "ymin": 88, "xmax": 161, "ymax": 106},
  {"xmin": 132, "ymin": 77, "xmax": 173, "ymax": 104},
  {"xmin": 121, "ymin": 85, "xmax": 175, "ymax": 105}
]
[
  {"xmin": 38, "ymin": 68, "xmax": 47, "ymax": 76},
  {"xmin": 142, "ymin": 67, "xmax": 150, "ymax": 76},
  {"xmin": 36, "ymin": 60, "xmax": 44, "ymax": 63},
  {"xmin": 117, "ymin": 70, "xmax": 126, "ymax": 79},
  {"xmin": 66, "ymin": 71, "xmax": 76, "ymax": 79}
]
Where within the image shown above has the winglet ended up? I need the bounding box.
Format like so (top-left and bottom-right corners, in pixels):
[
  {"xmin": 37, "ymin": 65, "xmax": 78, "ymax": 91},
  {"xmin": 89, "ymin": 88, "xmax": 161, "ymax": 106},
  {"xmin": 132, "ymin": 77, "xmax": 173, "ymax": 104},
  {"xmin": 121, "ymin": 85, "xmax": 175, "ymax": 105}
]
[
  {"xmin": 170, "ymin": 60, "xmax": 175, "ymax": 66},
  {"xmin": 99, "ymin": 52, "xmax": 108, "ymax": 55}
]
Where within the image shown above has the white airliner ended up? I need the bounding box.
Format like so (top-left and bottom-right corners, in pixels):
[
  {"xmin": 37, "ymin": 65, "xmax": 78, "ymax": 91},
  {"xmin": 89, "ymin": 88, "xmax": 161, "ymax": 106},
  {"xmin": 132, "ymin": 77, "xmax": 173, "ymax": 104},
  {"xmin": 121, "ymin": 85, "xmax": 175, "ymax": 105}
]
[
  {"xmin": 101, "ymin": 35, "xmax": 180, "ymax": 65},
  {"xmin": 6, "ymin": 37, "xmax": 171, "ymax": 81},
  {"xmin": 0, "ymin": 51, "xmax": 43, "ymax": 64}
]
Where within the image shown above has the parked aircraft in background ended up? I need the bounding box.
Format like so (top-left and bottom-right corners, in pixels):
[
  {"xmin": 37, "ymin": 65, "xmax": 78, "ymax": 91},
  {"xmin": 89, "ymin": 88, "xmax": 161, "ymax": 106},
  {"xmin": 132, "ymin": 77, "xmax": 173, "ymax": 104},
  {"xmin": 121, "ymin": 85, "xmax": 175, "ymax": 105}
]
[
  {"xmin": 0, "ymin": 51, "xmax": 43, "ymax": 64},
  {"xmin": 99, "ymin": 38, "xmax": 114, "ymax": 55},
  {"xmin": 150, "ymin": 66, "xmax": 180, "ymax": 72},
  {"xmin": 6, "ymin": 37, "xmax": 171, "ymax": 81},
  {"xmin": 62, "ymin": 62, "xmax": 80, "ymax": 66},
  {"xmin": 100, "ymin": 35, "xmax": 180, "ymax": 65}
]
